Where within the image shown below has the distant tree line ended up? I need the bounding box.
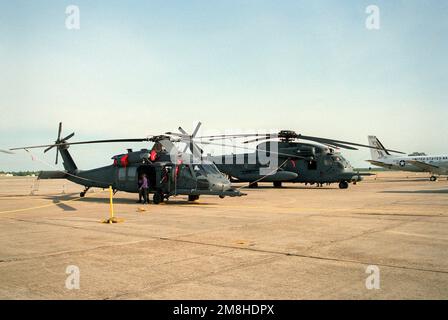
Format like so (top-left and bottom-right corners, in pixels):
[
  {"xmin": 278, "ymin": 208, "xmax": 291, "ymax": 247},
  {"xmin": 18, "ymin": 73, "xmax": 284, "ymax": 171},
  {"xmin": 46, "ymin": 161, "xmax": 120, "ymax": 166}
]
[{"xmin": 0, "ymin": 171, "xmax": 40, "ymax": 176}]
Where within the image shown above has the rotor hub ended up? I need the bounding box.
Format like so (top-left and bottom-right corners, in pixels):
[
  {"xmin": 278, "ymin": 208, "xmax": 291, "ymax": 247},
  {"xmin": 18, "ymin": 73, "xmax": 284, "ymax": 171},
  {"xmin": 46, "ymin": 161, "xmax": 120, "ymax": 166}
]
[{"xmin": 278, "ymin": 130, "xmax": 299, "ymax": 142}]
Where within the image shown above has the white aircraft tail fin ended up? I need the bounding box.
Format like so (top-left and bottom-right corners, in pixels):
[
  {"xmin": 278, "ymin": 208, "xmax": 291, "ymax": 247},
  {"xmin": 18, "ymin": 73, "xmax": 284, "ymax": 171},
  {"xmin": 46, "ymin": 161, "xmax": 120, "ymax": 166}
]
[{"xmin": 368, "ymin": 136, "xmax": 391, "ymax": 160}]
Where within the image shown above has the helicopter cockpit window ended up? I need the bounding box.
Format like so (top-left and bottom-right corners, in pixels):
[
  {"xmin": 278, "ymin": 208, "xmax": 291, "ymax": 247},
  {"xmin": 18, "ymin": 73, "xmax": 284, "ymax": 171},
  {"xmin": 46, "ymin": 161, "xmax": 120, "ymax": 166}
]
[
  {"xmin": 332, "ymin": 156, "xmax": 341, "ymax": 162},
  {"xmin": 331, "ymin": 155, "xmax": 349, "ymax": 168},
  {"xmin": 193, "ymin": 165, "xmax": 201, "ymax": 176},
  {"xmin": 179, "ymin": 165, "xmax": 193, "ymax": 178},
  {"xmin": 193, "ymin": 164, "xmax": 220, "ymax": 176},
  {"xmin": 323, "ymin": 156, "xmax": 332, "ymax": 166},
  {"xmin": 332, "ymin": 155, "xmax": 348, "ymax": 164},
  {"xmin": 339, "ymin": 156, "xmax": 349, "ymax": 167}
]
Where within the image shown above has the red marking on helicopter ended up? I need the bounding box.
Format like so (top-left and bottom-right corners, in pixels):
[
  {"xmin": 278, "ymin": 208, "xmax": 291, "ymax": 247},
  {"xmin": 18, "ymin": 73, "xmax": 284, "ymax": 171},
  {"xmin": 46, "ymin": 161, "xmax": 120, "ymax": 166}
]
[
  {"xmin": 175, "ymin": 159, "xmax": 183, "ymax": 177},
  {"xmin": 120, "ymin": 154, "xmax": 129, "ymax": 167},
  {"xmin": 150, "ymin": 150, "xmax": 158, "ymax": 161}
]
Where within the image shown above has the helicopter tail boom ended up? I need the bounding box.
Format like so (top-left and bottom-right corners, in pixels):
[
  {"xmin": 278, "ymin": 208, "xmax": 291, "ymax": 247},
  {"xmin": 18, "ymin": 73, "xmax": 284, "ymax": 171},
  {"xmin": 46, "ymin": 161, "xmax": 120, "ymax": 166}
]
[{"xmin": 38, "ymin": 170, "xmax": 68, "ymax": 179}]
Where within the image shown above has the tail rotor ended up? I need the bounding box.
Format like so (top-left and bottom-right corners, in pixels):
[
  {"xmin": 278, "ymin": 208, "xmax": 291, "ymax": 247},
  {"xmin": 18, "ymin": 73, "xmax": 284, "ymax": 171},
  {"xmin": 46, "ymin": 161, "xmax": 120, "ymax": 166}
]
[{"xmin": 44, "ymin": 122, "xmax": 75, "ymax": 164}]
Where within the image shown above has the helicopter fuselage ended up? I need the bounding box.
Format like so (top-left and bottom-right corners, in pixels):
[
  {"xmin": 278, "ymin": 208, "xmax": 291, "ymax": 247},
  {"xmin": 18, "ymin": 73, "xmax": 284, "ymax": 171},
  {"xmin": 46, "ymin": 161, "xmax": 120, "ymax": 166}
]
[
  {"xmin": 211, "ymin": 142, "xmax": 364, "ymax": 186},
  {"xmin": 40, "ymin": 146, "xmax": 243, "ymax": 200}
]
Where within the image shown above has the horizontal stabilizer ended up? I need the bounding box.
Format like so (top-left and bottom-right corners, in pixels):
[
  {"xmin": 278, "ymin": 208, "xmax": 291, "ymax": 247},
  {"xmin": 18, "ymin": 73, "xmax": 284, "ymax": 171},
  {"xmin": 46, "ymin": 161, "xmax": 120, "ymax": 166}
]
[
  {"xmin": 366, "ymin": 160, "xmax": 394, "ymax": 169},
  {"xmin": 38, "ymin": 171, "xmax": 68, "ymax": 179},
  {"xmin": 356, "ymin": 172, "xmax": 376, "ymax": 176}
]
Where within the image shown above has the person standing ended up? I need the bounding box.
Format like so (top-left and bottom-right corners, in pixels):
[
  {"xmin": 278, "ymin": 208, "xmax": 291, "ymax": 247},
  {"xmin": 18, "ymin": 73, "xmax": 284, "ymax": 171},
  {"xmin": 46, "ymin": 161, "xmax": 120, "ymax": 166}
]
[
  {"xmin": 140, "ymin": 174, "xmax": 149, "ymax": 204},
  {"xmin": 137, "ymin": 175, "xmax": 143, "ymax": 203}
]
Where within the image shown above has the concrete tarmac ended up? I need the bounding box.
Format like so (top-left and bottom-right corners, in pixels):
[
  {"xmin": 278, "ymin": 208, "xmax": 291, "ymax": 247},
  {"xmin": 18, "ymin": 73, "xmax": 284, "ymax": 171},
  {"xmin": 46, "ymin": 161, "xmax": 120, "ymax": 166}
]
[{"xmin": 0, "ymin": 171, "xmax": 447, "ymax": 299}]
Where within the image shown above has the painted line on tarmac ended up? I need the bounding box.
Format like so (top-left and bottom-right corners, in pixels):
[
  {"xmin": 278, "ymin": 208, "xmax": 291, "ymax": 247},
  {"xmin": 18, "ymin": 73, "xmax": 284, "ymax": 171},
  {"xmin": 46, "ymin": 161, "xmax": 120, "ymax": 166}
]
[{"xmin": 0, "ymin": 197, "xmax": 83, "ymax": 214}]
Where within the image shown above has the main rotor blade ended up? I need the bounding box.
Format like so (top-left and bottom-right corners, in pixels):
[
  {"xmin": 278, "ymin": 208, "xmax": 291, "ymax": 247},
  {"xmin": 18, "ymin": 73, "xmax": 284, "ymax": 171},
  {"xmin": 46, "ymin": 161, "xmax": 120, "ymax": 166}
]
[
  {"xmin": 190, "ymin": 139, "xmax": 307, "ymax": 159},
  {"xmin": 242, "ymin": 136, "xmax": 271, "ymax": 144},
  {"xmin": 197, "ymin": 133, "xmax": 266, "ymax": 140},
  {"xmin": 10, "ymin": 138, "xmax": 154, "ymax": 151},
  {"xmin": 191, "ymin": 143, "xmax": 203, "ymax": 158},
  {"xmin": 239, "ymin": 136, "xmax": 359, "ymax": 150},
  {"xmin": 318, "ymin": 141, "xmax": 358, "ymax": 150},
  {"xmin": 209, "ymin": 134, "xmax": 274, "ymax": 142},
  {"xmin": 166, "ymin": 132, "xmax": 189, "ymax": 139},
  {"xmin": 0, "ymin": 149, "xmax": 15, "ymax": 154},
  {"xmin": 298, "ymin": 135, "xmax": 404, "ymax": 154},
  {"xmin": 57, "ymin": 122, "xmax": 62, "ymax": 141},
  {"xmin": 191, "ymin": 122, "xmax": 202, "ymax": 138},
  {"xmin": 62, "ymin": 132, "xmax": 75, "ymax": 141},
  {"xmin": 296, "ymin": 136, "xmax": 359, "ymax": 150},
  {"xmin": 176, "ymin": 123, "xmax": 202, "ymax": 138},
  {"xmin": 239, "ymin": 136, "xmax": 358, "ymax": 150},
  {"xmin": 44, "ymin": 145, "xmax": 55, "ymax": 153},
  {"xmin": 197, "ymin": 132, "xmax": 404, "ymax": 154},
  {"xmin": 177, "ymin": 124, "xmax": 203, "ymax": 156},
  {"xmin": 178, "ymin": 127, "xmax": 188, "ymax": 136}
]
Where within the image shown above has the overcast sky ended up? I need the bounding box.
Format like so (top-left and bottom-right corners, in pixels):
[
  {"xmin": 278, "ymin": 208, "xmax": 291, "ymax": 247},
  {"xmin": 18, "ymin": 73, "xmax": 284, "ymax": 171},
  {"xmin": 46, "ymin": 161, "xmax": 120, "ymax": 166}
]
[{"xmin": 1, "ymin": 0, "xmax": 447, "ymax": 171}]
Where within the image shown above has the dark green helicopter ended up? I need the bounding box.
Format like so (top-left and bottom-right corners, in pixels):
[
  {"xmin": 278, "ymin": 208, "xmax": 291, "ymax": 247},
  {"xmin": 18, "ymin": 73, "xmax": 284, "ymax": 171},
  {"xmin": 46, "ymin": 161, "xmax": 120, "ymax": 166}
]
[
  {"xmin": 173, "ymin": 129, "xmax": 404, "ymax": 189},
  {"xmin": 9, "ymin": 123, "xmax": 244, "ymax": 203}
]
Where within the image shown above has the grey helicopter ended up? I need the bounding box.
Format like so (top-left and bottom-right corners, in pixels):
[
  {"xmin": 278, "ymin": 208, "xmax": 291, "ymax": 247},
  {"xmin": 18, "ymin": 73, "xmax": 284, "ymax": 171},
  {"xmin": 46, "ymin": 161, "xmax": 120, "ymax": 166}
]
[
  {"xmin": 7, "ymin": 123, "xmax": 244, "ymax": 204},
  {"xmin": 169, "ymin": 128, "xmax": 404, "ymax": 189}
]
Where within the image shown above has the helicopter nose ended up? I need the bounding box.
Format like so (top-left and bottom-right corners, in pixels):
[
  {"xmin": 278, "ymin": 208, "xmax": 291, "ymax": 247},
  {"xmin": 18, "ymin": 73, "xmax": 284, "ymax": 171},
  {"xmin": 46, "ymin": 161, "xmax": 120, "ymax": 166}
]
[{"xmin": 211, "ymin": 181, "xmax": 231, "ymax": 191}]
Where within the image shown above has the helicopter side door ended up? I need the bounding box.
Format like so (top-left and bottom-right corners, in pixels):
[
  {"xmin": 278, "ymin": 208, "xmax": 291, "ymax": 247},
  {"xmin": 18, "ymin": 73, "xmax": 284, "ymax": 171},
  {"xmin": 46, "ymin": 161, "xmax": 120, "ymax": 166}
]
[{"xmin": 137, "ymin": 165, "xmax": 158, "ymax": 192}]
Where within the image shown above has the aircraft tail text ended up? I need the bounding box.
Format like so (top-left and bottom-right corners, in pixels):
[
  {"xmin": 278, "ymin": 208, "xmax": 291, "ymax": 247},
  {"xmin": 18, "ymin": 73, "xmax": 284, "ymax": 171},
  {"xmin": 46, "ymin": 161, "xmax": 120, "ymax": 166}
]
[{"xmin": 367, "ymin": 136, "xmax": 392, "ymax": 161}]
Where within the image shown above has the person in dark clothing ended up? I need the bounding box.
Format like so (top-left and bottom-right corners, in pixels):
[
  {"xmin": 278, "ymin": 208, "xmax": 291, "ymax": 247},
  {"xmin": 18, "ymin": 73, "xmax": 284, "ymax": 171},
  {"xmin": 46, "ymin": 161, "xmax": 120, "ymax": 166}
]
[
  {"xmin": 139, "ymin": 174, "xmax": 149, "ymax": 204},
  {"xmin": 137, "ymin": 175, "xmax": 144, "ymax": 203}
]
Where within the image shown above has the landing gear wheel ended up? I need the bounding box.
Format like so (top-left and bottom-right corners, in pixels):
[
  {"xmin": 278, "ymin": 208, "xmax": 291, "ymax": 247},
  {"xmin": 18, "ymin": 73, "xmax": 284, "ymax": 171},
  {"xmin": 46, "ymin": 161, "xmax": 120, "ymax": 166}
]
[
  {"xmin": 153, "ymin": 192, "xmax": 164, "ymax": 204},
  {"xmin": 80, "ymin": 186, "xmax": 90, "ymax": 198},
  {"xmin": 430, "ymin": 176, "xmax": 438, "ymax": 182},
  {"xmin": 188, "ymin": 195, "xmax": 200, "ymax": 201},
  {"xmin": 273, "ymin": 181, "xmax": 282, "ymax": 188},
  {"xmin": 339, "ymin": 181, "xmax": 349, "ymax": 189},
  {"xmin": 249, "ymin": 182, "xmax": 258, "ymax": 188}
]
